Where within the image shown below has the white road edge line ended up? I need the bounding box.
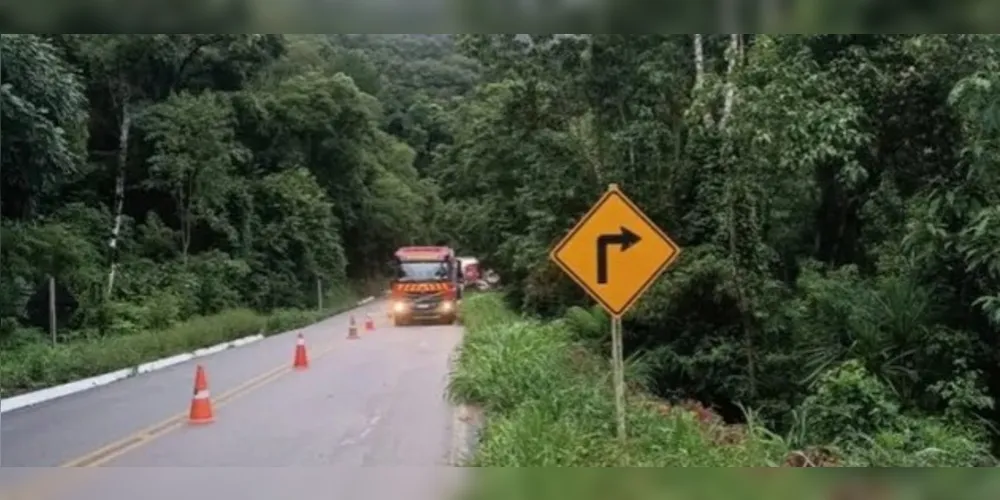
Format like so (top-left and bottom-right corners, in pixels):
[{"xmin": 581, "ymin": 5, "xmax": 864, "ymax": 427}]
[
  {"xmin": 446, "ymin": 345, "xmax": 479, "ymax": 466},
  {"xmin": 0, "ymin": 295, "xmax": 376, "ymax": 414}
]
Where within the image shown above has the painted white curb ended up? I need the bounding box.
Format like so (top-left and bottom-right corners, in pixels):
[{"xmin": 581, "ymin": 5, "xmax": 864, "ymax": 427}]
[
  {"xmin": 0, "ymin": 334, "xmax": 264, "ymax": 415},
  {"xmin": 0, "ymin": 295, "xmax": 376, "ymax": 414}
]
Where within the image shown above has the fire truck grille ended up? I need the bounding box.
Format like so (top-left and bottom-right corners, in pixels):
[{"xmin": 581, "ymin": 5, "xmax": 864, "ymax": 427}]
[{"xmin": 406, "ymin": 291, "xmax": 443, "ymax": 304}]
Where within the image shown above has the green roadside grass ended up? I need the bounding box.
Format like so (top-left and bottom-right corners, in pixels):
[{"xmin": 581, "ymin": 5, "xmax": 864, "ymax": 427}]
[
  {"xmin": 448, "ymin": 293, "xmax": 997, "ymax": 475},
  {"xmin": 447, "ymin": 294, "xmax": 1000, "ymax": 500},
  {"xmin": 0, "ymin": 286, "xmax": 365, "ymax": 398},
  {"xmin": 447, "ymin": 293, "xmax": 791, "ymax": 467}
]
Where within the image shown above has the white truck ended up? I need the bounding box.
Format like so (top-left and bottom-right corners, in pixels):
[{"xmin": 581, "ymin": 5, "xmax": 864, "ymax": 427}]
[{"xmin": 457, "ymin": 256, "xmax": 491, "ymax": 292}]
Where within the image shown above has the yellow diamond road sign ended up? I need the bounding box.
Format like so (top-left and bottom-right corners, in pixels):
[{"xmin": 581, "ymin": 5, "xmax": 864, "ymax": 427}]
[{"xmin": 550, "ymin": 184, "xmax": 681, "ymax": 318}]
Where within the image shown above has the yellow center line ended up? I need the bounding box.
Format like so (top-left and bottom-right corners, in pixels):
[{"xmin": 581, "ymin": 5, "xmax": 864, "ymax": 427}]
[
  {"xmin": 65, "ymin": 341, "xmax": 342, "ymax": 468},
  {"xmin": 2, "ymin": 339, "xmax": 347, "ymax": 500}
]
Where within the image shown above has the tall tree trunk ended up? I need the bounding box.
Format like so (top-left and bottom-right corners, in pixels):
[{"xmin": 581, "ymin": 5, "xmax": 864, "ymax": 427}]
[
  {"xmin": 585, "ymin": 35, "xmax": 605, "ymax": 186},
  {"xmin": 694, "ymin": 34, "xmax": 705, "ymax": 88},
  {"xmin": 717, "ymin": 32, "xmax": 756, "ymax": 398},
  {"xmin": 693, "ymin": 34, "xmax": 713, "ymax": 127},
  {"xmin": 179, "ymin": 181, "xmax": 191, "ymax": 263},
  {"xmin": 105, "ymin": 100, "xmax": 131, "ymax": 299},
  {"xmin": 719, "ymin": 34, "xmax": 739, "ymax": 130}
]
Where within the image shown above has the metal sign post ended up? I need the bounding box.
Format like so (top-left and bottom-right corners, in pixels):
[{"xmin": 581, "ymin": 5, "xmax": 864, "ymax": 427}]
[{"xmin": 611, "ymin": 316, "xmax": 625, "ymax": 442}]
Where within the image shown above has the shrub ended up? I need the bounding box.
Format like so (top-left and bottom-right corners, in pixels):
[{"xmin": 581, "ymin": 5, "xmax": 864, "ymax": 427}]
[
  {"xmin": 450, "ymin": 293, "xmax": 995, "ymax": 468},
  {"xmin": 450, "ymin": 292, "xmax": 791, "ymax": 467},
  {"xmin": 796, "ymin": 359, "xmax": 997, "ymax": 466},
  {"xmin": 265, "ymin": 308, "xmax": 322, "ymax": 334},
  {"xmin": 449, "ymin": 319, "xmax": 577, "ymax": 414}
]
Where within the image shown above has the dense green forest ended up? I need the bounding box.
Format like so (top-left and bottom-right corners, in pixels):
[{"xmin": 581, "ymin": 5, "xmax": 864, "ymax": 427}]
[
  {"xmin": 3, "ymin": 34, "xmax": 1000, "ymax": 465},
  {"xmin": 0, "ymin": 34, "xmax": 478, "ymax": 392}
]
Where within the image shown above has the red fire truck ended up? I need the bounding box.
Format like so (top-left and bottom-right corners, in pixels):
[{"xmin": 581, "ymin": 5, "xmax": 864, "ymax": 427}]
[{"xmin": 388, "ymin": 246, "xmax": 461, "ymax": 326}]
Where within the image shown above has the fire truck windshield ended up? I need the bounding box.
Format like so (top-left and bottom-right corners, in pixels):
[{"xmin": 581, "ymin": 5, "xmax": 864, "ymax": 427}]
[{"xmin": 396, "ymin": 260, "xmax": 450, "ymax": 281}]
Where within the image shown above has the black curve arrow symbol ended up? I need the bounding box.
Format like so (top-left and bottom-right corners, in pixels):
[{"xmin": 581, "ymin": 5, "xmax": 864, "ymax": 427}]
[{"xmin": 596, "ymin": 226, "xmax": 641, "ymax": 285}]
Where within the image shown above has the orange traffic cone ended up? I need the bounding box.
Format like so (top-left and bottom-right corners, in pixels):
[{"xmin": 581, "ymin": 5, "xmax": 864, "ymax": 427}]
[
  {"xmin": 364, "ymin": 314, "xmax": 375, "ymax": 332},
  {"xmin": 293, "ymin": 333, "xmax": 309, "ymax": 369},
  {"xmin": 188, "ymin": 365, "xmax": 214, "ymax": 424},
  {"xmin": 347, "ymin": 315, "xmax": 359, "ymax": 340}
]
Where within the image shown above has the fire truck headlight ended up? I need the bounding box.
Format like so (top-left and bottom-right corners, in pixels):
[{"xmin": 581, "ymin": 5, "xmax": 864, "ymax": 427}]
[
  {"xmin": 393, "ymin": 301, "xmax": 408, "ymax": 313},
  {"xmin": 440, "ymin": 300, "xmax": 454, "ymax": 312}
]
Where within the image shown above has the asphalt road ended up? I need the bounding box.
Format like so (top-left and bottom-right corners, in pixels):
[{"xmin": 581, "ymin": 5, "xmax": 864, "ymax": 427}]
[{"xmin": 0, "ymin": 300, "xmax": 469, "ymax": 500}]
